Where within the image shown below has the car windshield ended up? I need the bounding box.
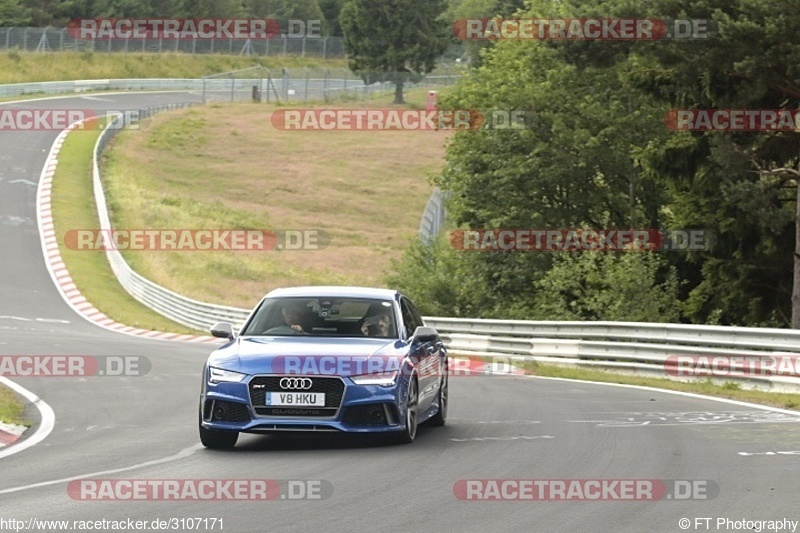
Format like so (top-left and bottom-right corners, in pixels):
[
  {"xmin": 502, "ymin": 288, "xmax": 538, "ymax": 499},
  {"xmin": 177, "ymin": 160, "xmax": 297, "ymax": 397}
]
[{"xmin": 240, "ymin": 297, "xmax": 397, "ymax": 338}]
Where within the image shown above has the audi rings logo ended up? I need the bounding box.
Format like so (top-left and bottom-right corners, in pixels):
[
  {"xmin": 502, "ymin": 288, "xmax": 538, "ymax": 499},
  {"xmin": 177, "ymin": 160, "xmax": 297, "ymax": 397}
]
[{"xmin": 280, "ymin": 377, "xmax": 313, "ymax": 390}]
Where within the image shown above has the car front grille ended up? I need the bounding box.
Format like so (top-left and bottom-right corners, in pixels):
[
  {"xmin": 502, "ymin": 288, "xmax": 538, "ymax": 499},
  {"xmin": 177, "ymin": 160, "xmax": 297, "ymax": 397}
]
[{"xmin": 249, "ymin": 376, "xmax": 345, "ymax": 418}]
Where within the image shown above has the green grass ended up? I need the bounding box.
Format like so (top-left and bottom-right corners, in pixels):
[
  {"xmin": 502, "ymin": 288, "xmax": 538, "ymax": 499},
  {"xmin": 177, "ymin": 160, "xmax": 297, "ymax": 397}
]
[
  {"xmin": 51, "ymin": 120, "xmax": 201, "ymax": 334},
  {"xmin": 101, "ymin": 87, "xmax": 452, "ymax": 308},
  {"xmin": 0, "ymin": 385, "xmax": 27, "ymax": 427},
  {"xmin": 516, "ymin": 359, "xmax": 800, "ymax": 410},
  {"xmin": 0, "ymin": 50, "xmax": 349, "ymax": 84}
]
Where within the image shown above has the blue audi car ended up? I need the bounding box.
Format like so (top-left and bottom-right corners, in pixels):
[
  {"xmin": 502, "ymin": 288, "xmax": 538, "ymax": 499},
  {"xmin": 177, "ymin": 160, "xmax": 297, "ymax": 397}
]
[{"xmin": 199, "ymin": 286, "xmax": 448, "ymax": 449}]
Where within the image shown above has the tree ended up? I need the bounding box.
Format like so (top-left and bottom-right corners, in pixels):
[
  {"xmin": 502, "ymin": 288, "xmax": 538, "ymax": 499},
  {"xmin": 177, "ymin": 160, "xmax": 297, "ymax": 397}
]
[
  {"xmin": 318, "ymin": 0, "xmax": 345, "ymax": 36},
  {"xmin": 426, "ymin": 33, "xmax": 672, "ymax": 316},
  {"xmin": 339, "ymin": 0, "xmax": 450, "ymax": 103},
  {"xmin": 532, "ymin": 252, "xmax": 682, "ymax": 322},
  {"xmin": 568, "ymin": 0, "xmax": 800, "ymax": 326},
  {"xmin": 181, "ymin": 0, "xmax": 245, "ymax": 18},
  {"xmin": 0, "ymin": 0, "xmax": 31, "ymax": 26},
  {"xmin": 419, "ymin": 0, "xmax": 800, "ymax": 326},
  {"xmin": 443, "ymin": 0, "xmax": 527, "ymax": 66}
]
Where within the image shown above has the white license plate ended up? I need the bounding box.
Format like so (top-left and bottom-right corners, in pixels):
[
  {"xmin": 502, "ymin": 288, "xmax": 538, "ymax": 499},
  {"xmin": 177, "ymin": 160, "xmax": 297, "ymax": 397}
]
[{"xmin": 265, "ymin": 392, "xmax": 325, "ymax": 407}]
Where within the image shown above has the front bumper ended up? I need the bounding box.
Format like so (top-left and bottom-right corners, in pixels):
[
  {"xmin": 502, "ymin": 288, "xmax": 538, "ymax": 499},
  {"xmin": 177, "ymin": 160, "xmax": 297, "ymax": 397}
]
[{"xmin": 200, "ymin": 374, "xmax": 406, "ymax": 434}]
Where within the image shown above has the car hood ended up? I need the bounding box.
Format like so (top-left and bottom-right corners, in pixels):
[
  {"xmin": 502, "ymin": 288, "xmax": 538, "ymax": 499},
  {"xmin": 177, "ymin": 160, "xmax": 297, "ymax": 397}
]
[{"xmin": 207, "ymin": 336, "xmax": 406, "ymax": 377}]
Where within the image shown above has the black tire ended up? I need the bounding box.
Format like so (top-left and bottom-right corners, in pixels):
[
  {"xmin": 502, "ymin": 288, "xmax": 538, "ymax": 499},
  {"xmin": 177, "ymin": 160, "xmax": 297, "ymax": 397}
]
[
  {"xmin": 199, "ymin": 416, "xmax": 239, "ymax": 450},
  {"xmin": 427, "ymin": 363, "xmax": 448, "ymax": 427},
  {"xmin": 396, "ymin": 376, "xmax": 419, "ymax": 444}
]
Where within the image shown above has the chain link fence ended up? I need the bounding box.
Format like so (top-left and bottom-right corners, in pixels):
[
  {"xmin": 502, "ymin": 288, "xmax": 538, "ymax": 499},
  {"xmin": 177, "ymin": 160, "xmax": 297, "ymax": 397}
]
[
  {"xmin": 0, "ymin": 27, "xmax": 347, "ymax": 58},
  {"xmin": 201, "ymin": 66, "xmax": 463, "ymax": 103}
]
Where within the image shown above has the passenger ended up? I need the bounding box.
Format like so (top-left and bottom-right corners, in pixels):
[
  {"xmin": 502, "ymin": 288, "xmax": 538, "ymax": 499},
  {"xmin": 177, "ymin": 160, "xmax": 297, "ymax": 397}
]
[{"xmin": 361, "ymin": 309, "xmax": 392, "ymax": 337}]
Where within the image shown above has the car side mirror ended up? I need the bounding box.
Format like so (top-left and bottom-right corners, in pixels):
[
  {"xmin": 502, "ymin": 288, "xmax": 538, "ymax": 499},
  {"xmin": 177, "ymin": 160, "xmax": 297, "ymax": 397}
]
[
  {"xmin": 210, "ymin": 322, "xmax": 235, "ymax": 340},
  {"xmin": 411, "ymin": 326, "xmax": 438, "ymax": 344}
]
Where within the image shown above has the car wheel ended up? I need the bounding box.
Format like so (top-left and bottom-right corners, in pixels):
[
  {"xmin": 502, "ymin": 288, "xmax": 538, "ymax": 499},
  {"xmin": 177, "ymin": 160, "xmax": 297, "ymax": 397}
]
[
  {"xmin": 199, "ymin": 414, "xmax": 239, "ymax": 450},
  {"xmin": 396, "ymin": 376, "xmax": 419, "ymax": 444},
  {"xmin": 428, "ymin": 365, "xmax": 448, "ymax": 427}
]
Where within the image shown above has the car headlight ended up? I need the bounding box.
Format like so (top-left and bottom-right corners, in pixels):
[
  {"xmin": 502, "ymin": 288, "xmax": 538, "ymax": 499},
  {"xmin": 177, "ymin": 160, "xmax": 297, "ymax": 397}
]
[
  {"xmin": 351, "ymin": 371, "xmax": 398, "ymax": 386},
  {"xmin": 208, "ymin": 367, "xmax": 246, "ymax": 384}
]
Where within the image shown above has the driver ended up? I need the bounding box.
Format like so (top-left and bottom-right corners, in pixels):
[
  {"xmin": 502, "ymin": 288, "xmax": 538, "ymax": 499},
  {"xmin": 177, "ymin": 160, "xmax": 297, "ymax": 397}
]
[{"xmin": 265, "ymin": 303, "xmax": 308, "ymax": 334}]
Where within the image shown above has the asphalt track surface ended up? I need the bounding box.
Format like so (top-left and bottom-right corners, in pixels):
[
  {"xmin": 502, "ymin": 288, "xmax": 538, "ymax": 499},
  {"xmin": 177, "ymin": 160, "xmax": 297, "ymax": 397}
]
[{"xmin": 1, "ymin": 92, "xmax": 800, "ymax": 533}]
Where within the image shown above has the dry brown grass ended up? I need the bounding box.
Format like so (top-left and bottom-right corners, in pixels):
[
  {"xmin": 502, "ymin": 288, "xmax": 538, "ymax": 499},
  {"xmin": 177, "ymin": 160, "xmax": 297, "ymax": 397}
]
[{"xmin": 103, "ymin": 93, "xmax": 451, "ymax": 308}]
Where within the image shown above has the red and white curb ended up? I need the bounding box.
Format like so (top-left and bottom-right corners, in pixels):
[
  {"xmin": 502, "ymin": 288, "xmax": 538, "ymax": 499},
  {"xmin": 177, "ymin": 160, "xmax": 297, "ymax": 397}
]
[
  {"xmin": 36, "ymin": 120, "xmax": 219, "ymax": 344},
  {"xmin": 0, "ymin": 421, "xmax": 26, "ymax": 448}
]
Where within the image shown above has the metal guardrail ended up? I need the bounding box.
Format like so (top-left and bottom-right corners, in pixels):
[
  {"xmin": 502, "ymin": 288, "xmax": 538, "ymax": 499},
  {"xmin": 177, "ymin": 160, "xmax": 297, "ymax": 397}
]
[
  {"xmin": 92, "ymin": 105, "xmax": 255, "ymax": 331},
  {"xmin": 419, "ymin": 187, "xmax": 449, "ymax": 241},
  {"xmin": 0, "ymin": 74, "xmax": 462, "ymax": 102},
  {"xmin": 81, "ymin": 92, "xmax": 800, "ymax": 392},
  {"xmin": 0, "ymin": 78, "xmax": 229, "ymax": 98},
  {"xmin": 423, "ymin": 318, "xmax": 800, "ymax": 391}
]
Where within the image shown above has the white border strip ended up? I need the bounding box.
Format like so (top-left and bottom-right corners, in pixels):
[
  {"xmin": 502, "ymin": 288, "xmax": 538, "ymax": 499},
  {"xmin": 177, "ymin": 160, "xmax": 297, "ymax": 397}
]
[
  {"xmin": 34, "ymin": 118, "xmax": 218, "ymax": 344},
  {"xmin": 524, "ymin": 374, "xmax": 800, "ymax": 416},
  {"xmin": 0, "ymin": 443, "xmax": 201, "ymax": 494},
  {"xmin": 0, "ymin": 377, "xmax": 55, "ymax": 460}
]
